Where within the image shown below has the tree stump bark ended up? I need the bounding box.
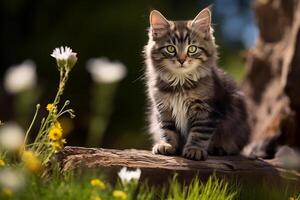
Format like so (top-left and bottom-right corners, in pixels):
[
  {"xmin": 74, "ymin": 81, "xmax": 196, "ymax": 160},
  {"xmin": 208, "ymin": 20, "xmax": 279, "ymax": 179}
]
[
  {"xmin": 57, "ymin": 146, "xmax": 300, "ymax": 183},
  {"xmin": 242, "ymin": 0, "xmax": 300, "ymax": 158}
]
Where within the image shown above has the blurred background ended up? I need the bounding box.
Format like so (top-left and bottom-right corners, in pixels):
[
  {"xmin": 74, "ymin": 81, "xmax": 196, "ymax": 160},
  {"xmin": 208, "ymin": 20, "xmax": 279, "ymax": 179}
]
[{"xmin": 0, "ymin": 0, "xmax": 258, "ymax": 149}]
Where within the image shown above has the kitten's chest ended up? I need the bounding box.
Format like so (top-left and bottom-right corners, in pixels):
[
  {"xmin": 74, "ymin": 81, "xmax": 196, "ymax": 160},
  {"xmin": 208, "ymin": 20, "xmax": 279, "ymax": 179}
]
[
  {"xmin": 159, "ymin": 92, "xmax": 196, "ymax": 134},
  {"xmin": 155, "ymin": 83, "xmax": 214, "ymax": 134},
  {"xmin": 168, "ymin": 93, "xmax": 189, "ymax": 133}
]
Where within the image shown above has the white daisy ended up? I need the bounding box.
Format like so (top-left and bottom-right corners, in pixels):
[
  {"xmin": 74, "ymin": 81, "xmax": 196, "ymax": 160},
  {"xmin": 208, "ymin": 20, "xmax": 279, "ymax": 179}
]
[
  {"xmin": 0, "ymin": 122, "xmax": 24, "ymax": 151},
  {"xmin": 51, "ymin": 46, "xmax": 77, "ymax": 70},
  {"xmin": 4, "ymin": 60, "xmax": 37, "ymax": 94},
  {"xmin": 118, "ymin": 167, "xmax": 141, "ymax": 184},
  {"xmin": 86, "ymin": 58, "xmax": 127, "ymax": 83}
]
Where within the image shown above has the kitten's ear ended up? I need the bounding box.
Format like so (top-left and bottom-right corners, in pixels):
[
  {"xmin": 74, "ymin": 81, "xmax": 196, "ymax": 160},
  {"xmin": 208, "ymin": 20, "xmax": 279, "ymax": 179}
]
[
  {"xmin": 150, "ymin": 10, "xmax": 170, "ymax": 38},
  {"xmin": 190, "ymin": 8, "xmax": 211, "ymax": 33}
]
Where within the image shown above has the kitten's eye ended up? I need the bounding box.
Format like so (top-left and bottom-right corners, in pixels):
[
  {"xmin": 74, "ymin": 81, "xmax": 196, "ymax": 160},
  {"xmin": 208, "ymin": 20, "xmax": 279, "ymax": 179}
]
[
  {"xmin": 188, "ymin": 45, "xmax": 198, "ymax": 54},
  {"xmin": 165, "ymin": 45, "xmax": 176, "ymax": 54}
]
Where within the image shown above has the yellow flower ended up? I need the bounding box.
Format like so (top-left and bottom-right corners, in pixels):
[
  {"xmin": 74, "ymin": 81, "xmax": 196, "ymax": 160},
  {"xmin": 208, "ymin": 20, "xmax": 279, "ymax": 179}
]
[
  {"xmin": 51, "ymin": 139, "xmax": 66, "ymax": 152},
  {"xmin": 48, "ymin": 121, "xmax": 63, "ymax": 141},
  {"xmin": 90, "ymin": 179, "xmax": 106, "ymax": 189},
  {"xmin": 54, "ymin": 121, "xmax": 62, "ymax": 130},
  {"xmin": 2, "ymin": 187, "xmax": 13, "ymax": 198},
  {"xmin": 48, "ymin": 126, "xmax": 63, "ymax": 141},
  {"xmin": 113, "ymin": 190, "xmax": 127, "ymax": 200},
  {"xmin": 0, "ymin": 159, "xmax": 5, "ymax": 167},
  {"xmin": 90, "ymin": 195, "xmax": 102, "ymax": 200},
  {"xmin": 46, "ymin": 104, "xmax": 56, "ymax": 111},
  {"xmin": 22, "ymin": 150, "xmax": 41, "ymax": 173},
  {"xmin": 289, "ymin": 198, "xmax": 295, "ymax": 200}
]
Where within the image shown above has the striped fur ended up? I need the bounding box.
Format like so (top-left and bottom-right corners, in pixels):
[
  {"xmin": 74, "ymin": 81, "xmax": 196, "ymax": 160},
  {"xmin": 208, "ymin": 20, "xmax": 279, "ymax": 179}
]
[{"xmin": 144, "ymin": 8, "xmax": 250, "ymax": 160}]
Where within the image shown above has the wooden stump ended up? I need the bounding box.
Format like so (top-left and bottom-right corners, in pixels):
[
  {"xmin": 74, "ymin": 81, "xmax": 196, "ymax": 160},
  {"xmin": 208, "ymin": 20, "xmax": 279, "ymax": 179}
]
[{"xmin": 57, "ymin": 146, "xmax": 300, "ymax": 183}]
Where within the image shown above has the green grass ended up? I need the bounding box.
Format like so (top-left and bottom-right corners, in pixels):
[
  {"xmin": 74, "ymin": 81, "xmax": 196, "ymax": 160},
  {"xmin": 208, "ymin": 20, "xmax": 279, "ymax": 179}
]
[
  {"xmin": 2, "ymin": 171, "xmax": 300, "ymax": 200},
  {"xmin": 166, "ymin": 175, "xmax": 237, "ymax": 200},
  {"xmin": 1, "ymin": 171, "xmax": 237, "ymax": 200},
  {"xmin": 5, "ymin": 172, "xmax": 107, "ymax": 200}
]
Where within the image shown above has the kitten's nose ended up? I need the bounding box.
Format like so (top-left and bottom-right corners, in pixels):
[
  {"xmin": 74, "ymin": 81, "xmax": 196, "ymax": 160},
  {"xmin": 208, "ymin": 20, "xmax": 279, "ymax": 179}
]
[{"xmin": 178, "ymin": 54, "xmax": 187, "ymax": 65}]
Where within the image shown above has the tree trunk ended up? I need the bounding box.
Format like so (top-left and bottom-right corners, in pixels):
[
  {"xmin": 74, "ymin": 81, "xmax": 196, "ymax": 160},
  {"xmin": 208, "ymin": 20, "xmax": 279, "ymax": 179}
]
[{"xmin": 242, "ymin": 0, "xmax": 300, "ymax": 158}]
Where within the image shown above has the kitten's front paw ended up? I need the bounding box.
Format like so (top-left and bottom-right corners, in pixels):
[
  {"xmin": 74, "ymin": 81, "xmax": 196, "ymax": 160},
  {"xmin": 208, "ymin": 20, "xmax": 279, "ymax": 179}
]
[
  {"xmin": 182, "ymin": 146, "xmax": 208, "ymax": 161},
  {"xmin": 152, "ymin": 142, "xmax": 176, "ymax": 155}
]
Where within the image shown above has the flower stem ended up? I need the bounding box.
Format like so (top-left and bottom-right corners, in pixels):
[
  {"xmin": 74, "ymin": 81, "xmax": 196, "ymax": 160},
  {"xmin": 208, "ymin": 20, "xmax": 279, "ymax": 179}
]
[
  {"xmin": 33, "ymin": 71, "xmax": 67, "ymax": 152},
  {"xmin": 24, "ymin": 104, "xmax": 40, "ymax": 150}
]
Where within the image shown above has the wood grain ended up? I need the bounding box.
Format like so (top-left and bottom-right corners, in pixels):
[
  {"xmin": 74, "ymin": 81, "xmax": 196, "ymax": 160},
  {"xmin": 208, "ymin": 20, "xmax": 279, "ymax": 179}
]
[{"xmin": 57, "ymin": 146, "xmax": 300, "ymax": 183}]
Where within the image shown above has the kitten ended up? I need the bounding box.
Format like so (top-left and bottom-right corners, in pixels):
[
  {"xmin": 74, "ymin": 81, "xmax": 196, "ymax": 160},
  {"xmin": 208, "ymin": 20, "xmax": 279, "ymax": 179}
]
[{"xmin": 144, "ymin": 7, "xmax": 250, "ymax": 161}]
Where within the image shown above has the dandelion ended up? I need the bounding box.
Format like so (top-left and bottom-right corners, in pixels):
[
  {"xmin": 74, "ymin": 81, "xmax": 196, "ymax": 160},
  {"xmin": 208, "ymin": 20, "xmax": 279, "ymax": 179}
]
[
  {"xmin": 113, "ymin": 190, "xmax": 127, "ymax": 200},
  {"xmin": 90, "ymin": 195, "xmax": 102, "ymax": 200},
  {"xmin": 48, "ymin": 127, "xmax": 62, "ymax": 141},
  {"xmin": 47, "ymin": 120, "xmax": 63, "ymax": 142},
  {"xmin": 2, "ymin": 187, "xmax": 13, "ymax": 198},
  {"xmin": 86, "ymin": 58, "xmax": 127, "ymax": 83},
  {"xmin": 118, "ymin": 167, "xmax": 141, "ymax": 184},
  {"xmin": 48, "ymin": 123, "xmax": 63, "ymax": 141},
  {"xmin": 0, "ymin": 122, "xmax": 24, "ymax": 151},
  {"xmin": 0, "ymin": 159, "xmax": 5, "ymax": 167},
  {"xmin": 4, "ymin": 60, "xmax": 37, "ymax": 94},
  {"xmin": 51, "ymin": 139, "xmax": 66, "ymax": 152},
  {"xmin": 51, "ymin": 46, "xmax": 78, "ymax": 70},
  {"xmin": 22, "ymin": 150, "xmax": 42, "ymax": 173},
  {"xmin": 46, "ymin": 104, "xmax": 56, "ymax": 112},
  {"xmin": 0, "ymin": 169, "xmax": 25, "ymax": 192},
  {"xmin": 90, "ymin": 179, "xmax": 106, "ymax": 189}
]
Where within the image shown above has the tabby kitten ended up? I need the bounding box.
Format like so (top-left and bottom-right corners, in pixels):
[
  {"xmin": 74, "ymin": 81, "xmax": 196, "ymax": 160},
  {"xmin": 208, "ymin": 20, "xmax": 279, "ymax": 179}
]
[{"xmin": 144, "ymin": 8, "xmax": 250, "ymax": 160}]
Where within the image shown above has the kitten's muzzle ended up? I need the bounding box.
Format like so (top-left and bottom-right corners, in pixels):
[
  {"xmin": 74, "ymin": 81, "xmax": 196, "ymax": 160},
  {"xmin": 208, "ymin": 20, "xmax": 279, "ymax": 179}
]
[{"xmin": 177, "ymin": 54, "xmax": 187, "ymax": 65}]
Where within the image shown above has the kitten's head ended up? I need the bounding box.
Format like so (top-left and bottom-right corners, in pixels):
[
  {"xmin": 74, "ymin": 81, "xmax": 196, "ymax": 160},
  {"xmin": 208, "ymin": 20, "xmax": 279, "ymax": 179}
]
[{"xmin": 146, "ymin": 8, "xmax": 218, "ymax": 86}]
